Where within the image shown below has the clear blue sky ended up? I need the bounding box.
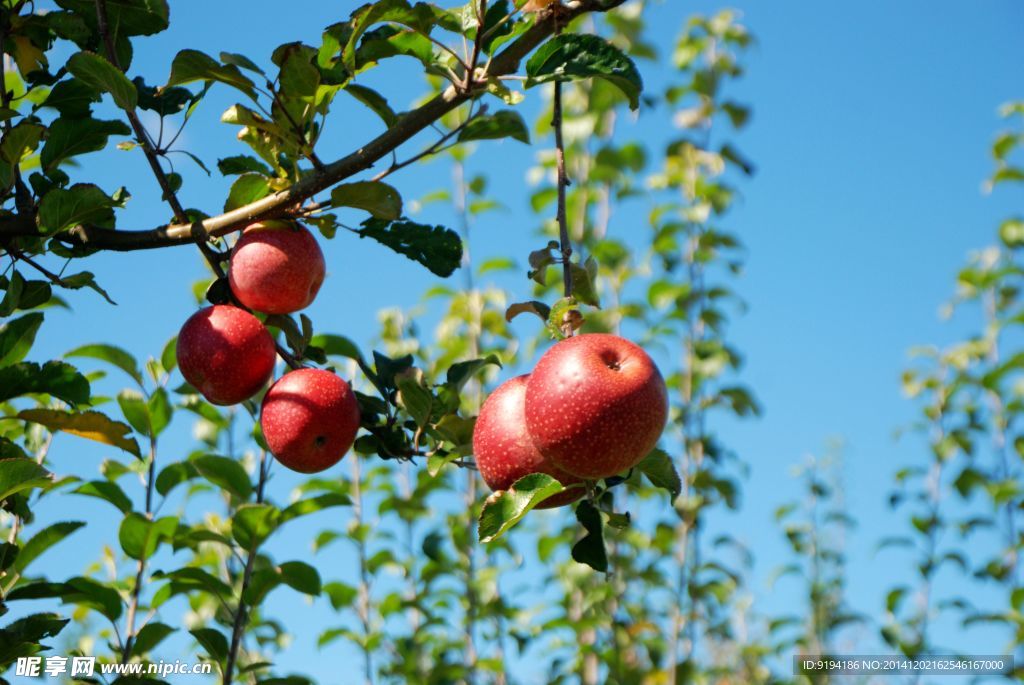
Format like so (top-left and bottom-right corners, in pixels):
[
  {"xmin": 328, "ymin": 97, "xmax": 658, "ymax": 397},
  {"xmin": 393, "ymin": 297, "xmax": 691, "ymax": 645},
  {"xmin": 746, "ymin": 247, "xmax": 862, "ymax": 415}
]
[{"xmin": 11, "ymin": 1, "xmax": 1024, "ymax": 683}]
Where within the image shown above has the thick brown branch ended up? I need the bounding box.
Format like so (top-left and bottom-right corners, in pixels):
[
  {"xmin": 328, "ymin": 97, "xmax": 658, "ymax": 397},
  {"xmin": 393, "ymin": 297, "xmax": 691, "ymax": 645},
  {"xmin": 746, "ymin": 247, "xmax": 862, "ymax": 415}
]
[{"xmin": 0, "ymin": 0, "xmax": 624, "ymax": 252}]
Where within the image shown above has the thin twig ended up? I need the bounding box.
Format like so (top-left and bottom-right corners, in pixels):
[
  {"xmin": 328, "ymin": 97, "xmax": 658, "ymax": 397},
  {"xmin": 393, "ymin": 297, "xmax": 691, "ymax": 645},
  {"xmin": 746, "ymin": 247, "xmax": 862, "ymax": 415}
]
[
  {"xmin": 370, "ymin": 104, "xmax": 485, "ymax": 183},
  {"xmin": 121, "ymin": 436, "xmax": 158, "ymax": 664},
  {"xmin": 223, "ymin": 450, "xmax": 269, "ymax": 685},
  {"xmin": 552, "ymin": 81, "xmax": 574, "ymax": 313}
]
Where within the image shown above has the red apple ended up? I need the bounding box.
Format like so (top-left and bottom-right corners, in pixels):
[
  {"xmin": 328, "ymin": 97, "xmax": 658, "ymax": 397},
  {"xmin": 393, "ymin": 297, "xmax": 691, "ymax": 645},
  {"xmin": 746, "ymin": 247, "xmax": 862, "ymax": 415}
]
[
  {"xmin": 473, "ymin": 375, "xmax": 583, "ymax": 509},
  {"xmin": 260, "ymin": 368, "xmax": 361, "ymax": 474},
  {"xmin": 228, "ymin": 221, "xmax": 326, "ymax": 314},
  {"xmin": 176, "ymin": 305, "xmax": 276, "ymax": 406},
  {"xmin": 524, "ymin": 333, "xmax": 668, "ymax": 480}
]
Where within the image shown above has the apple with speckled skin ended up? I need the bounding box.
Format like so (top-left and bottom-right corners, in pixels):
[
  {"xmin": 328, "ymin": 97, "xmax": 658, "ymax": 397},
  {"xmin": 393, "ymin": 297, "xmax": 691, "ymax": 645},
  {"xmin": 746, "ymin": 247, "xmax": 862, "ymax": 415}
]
[
  {"xmin": 473, "ymin": 375, "xmax": 583, "ymax": 509},
  {"xmin": 176, "ymin": 305, "xmax": 276, "ymax": 406},
  {"xmin": 229, "ymin": 221, "xmax": 326, "ymax": 314},
  {"xmin": 524, "ymin": 333, "xmax": 668, "ymax": 480},
  {"xmin": 260, "ymin": 368, "xmax": 361, "ymax": 473}
]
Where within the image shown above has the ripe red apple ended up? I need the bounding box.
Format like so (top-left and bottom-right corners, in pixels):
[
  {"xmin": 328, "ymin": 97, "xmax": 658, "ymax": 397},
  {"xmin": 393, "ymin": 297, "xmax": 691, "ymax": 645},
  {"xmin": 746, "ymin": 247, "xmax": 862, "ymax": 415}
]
[
  {"xmin": 228, "ymin": 221, "xmax": 326, "ymax": 314},
  {"xmin": 473, "ymin": 375, "xmax": 583, "ymax": 509},
  {"xmin": 524, "ymin": 333, "xmax": 668, "ymax": 480},
  {"xmin": 176, "ymin": 305, "xmax": 276, "ymax": 406},
  {"xmin": 260, "ymin": 368, "xmax": 361, "ymax": 474}
]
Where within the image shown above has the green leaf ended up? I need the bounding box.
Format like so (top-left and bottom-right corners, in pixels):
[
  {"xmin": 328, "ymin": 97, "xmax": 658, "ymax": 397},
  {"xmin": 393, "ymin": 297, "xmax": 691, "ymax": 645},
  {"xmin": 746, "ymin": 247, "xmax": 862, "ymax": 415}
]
[
  {"xmin": 331, "ymin": 181, "xmax": 403, "ymax": 220},
  {"xmin": 217, "ymin": 155, "xmax": 272, "ymax": 177},
  {"xmin": 220, "ymin": 51, "xmax": 265, "ymax": 75},
  {"xmin": 0, "ymin": 613, "xmax": 68, "ymax": 654},
  {"xmin": 279, "ymin": 560, "xmax": 322, "ymax": 595},
  {"xmin": 193, "ymin": 455, "xmax": 252, "ymax": 500},
  {"xmin": 38, "ymin": 183, "xmax": 117, "ymax": 234},
  {"xmin": 190, "ymin": 627, "xmax": 229, "ymax": 663},
  {"xmin": 0, "ymin": 121, "xmax": 45, "ymax": 190},
  {"xmin": 224, "ymin": 173, "xmax": 271, "ymax": 212},
  {"xmin": 132, "ymin": 622, "xmax": 176, "ymax": 655},
  {"xmin": 637, "ymin": 448, "xmax": 681, "ymax": 500},
  {"xmin": 458, "ymin": 110, "xmax": 530, "ymax": 144},
  {"xmin": 155, "ymin": 461, "xmax": 198, "ymax": 496},
  {"xmin": 570, "ymin": 256, "xmax": 600, "ymax": 307},
  {"xmin": 42, "ymin": 78, "xmax": 101, "ymax": 117},
  {"xmin": 445, "ymin": 355, "xmax": 501, "ymax": 393},
  {"xmin": 478, "ymin": 473, "xmax": 565, "ymax": 543},
  {"xmin": 134, "ymin": 76, "xmax": 193, "ymax": 116},
  {"xmin": 309, "ymin": 334, "xmax": 364, "ymax": 362},
  {"xmin": 160, "ymin": 336, "xmax": 177, "ymax": 373},
  {"xmin": 279, "ymin": 46, "xmax": 321, "ymax": 100},
  {"xmin": 343, "ymin": 0, "xmax": 438, "ymax": 73},
  {"xmin": 71, "ymin": 480, "xmax": 133, "ymax": 513},
  {"xmin": 118, "ymin": 513, "xmax": 176, "ymax": 560},
  {"xmin": 0, "ymin": 313, "xmax": 44, "ymax": 368},
  {"xmin": 60, "ymin": 271, "xmax": 116, "ymax": 305},
  {"xmin": 0, "ymin": 361, "xmax": 91, "ymax": 406},
  {"xmin": 17, "ymin": 409, "xmax": 141, "ymax": 458},
  {"xmin": 40, "ymin": 118, "xmax": 131, "ymax": 171},
  {"xmin": 66, "ymin": 51, "xmax": 138, "ymax": 110},
  {"xmin": 147, "ymin": 387, "xmax": 172, "ymax": 436},
  {"xmin": 526, "ymin": 33, "xmax": 644, "ymax": 110},
  {"xmin": 165, "ymin": 49, "xmax": 257, "ymax": 100},
  {"xmin": 55, "ymin": 0, "xmax": 170, "ymax": 36},
  {"xmin": 117, "ymin": 389, "xmax": 151, "ymax": 436},
  {"xmin": 280, "ymin": 492, "xmax": 351, "ymax": 522},
  {"xmin": 232, "ymin": 503, "xmax": 281, "ymax": 550},
  {"xmin": 0, "ymin": 458, "xmax": 52, "ymax": 502},
  {"xmin": 344, "ymin": 84, "xmax": 397, "ymax": 126},
  {"xmin": 357, "ymin": 218, "xmax": 462, "ymax": 277},
  {"xmin": 66, "ymin": 576, "xmax": 124, "ymax": 620},
  {"xmin": 13, "ymin": 521, "xmax": 86, "ymax": 574},
  {"xmin": 395, "ymin": 367, "xmax": 433, "ymax": 427},
  {"xmin": 505, "ymin": 300, "xmax": 551, "ymax": 323},
  {"xmin": 571, "ymin": 500, "xmax": 608, "ymax": 572}
]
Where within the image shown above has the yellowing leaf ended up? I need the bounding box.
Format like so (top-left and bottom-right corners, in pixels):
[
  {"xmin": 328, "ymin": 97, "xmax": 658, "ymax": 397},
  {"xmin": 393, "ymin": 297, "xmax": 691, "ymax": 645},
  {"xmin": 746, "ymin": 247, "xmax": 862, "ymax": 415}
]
[{"xmin": 17, "ymin": 409, "xmax": 141, "ymax": 458}]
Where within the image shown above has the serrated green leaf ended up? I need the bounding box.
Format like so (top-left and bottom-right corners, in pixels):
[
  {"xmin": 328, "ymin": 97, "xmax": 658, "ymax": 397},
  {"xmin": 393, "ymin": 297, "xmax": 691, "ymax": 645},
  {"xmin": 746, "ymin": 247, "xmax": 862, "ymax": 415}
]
[
  {"xmin": 118, "ymin": 513, "xmax": 176, "ymax": 560},
  {"xmin": 478, "ymin": 473, "xmax": 564, "ymax": 543},
  {"xmin": 40, "ymin": 118, "xmax": 131, "ymax": 171},
  {"xmin": 71, "ymin": 480, "xmax": 133, "ymax": 513},
  {"xmin": 331, "ymin": 181, "xmax": 403, "ymax": 220},
  {"xmin": 0, "ymin": 361, "xmax": 91, "ymax": 406},
  {"xmin": 395, "ymin": 367, "xmax": 433, "ymax": 427},
  {"xmin": 232, "ymin": 503, "xmax": 280, "ymax": 550},
  {"xmin": 132, "ymin": 622, "xmax": 176, "ymax": 655},
  {"xmin": 38, "ymin": 183, "xmax": 117, "ymax": 235},
  {"xmin": 193, "ymin": 454, "xmax": 252, "ymax": 500},
  {"xmin": 526, "ymin": 33, "xmax": 643, "ymax": 110},
  {"xmin": 458, "ymin": 110, "xmax": 530, "ymax": 144},
  {"xmin": 165, "ymin": 49, "xmax": 257, "ymax": 99},
  {"xmin": 66, "ymin": 51, "xmax": 138, "ymax": 110},
  {"xmin": 637, "ymin": 448, "xmax": 681, "ymax": 500},
  {"xmin": 344, "ymin": 83, "xmax": 397, "ymax": 126},
  {"xmin": 0, "ymin": 313, "xmax": 44, "ymax": 368},
  {"xmin": 13, "ymin": 521, "xmax": 86, "ymax": 574},
  {"xmin": 357, "ymin": 218, "xmax": 462, "ymax": 277},
  {"xmin": 0, "ymin": 458, "xmax": 52, "ymax": 502},
  {"xmin": 224, "ymin": 173, "xmax": 271, "ymax": 212}
]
